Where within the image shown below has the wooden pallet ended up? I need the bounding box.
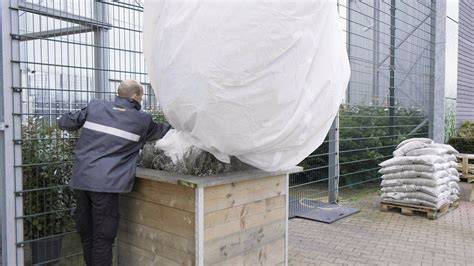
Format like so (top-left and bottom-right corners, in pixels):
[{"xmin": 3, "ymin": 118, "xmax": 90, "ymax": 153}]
[
  {"xmin": 380, "ymin": 201, "xmax": 450, "ymax": 220},
  {"xmin": 451, "ymin": 199, "xmax": 460, "ymax": 209},
  {"xmin": 459, "ymin": 174, "xmax": 474, "ymax": 183},
  {"xmin": 456, "ymin": 153, "xmax": 474, "ymax": 183}
]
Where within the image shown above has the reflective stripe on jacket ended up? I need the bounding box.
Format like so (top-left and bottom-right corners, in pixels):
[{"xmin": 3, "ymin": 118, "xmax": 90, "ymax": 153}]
[{"xmin": 58, "ymin": 96, "xmax": 171, "ymax": 193}]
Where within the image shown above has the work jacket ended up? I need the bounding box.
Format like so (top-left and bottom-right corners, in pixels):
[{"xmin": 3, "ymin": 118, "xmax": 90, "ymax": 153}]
[{"xmin": 58, "ymin": 96, "xmax": 171, "ymax": 193}]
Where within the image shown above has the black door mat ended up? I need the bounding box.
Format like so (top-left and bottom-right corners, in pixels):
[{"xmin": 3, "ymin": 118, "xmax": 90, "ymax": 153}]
[{"xmin": 291, "ymin": 203, "xmax": 359, "ymax": 224}]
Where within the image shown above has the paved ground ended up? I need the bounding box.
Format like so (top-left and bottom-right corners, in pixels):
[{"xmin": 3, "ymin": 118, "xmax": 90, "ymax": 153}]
[{"xmin": 288, "ymin": 196, "xmax": 474, "ymax": 265}]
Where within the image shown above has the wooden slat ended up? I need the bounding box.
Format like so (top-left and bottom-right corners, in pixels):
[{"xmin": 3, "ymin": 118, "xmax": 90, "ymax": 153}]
[
  {"xmin": 380, "ymin": 200, "xmax": 451, "ymax": 220},
  {"xmin": 135, "ymin": 167, "xmax": 301, "ymax": 188},
  {"xmin": 204, "ymin": 175, "xmax": 286, "ymax": 213},
  {"xmin": 204, "ymin": 220, "xmax": 285, "ymax": 264},
  {"xmin": 120, "ymin": 195, "xmax": 195, "ymax": 240},
  {"xmin": 117, "ymin": 240, "xmax": 154, "ymax": 266},
  {"xmin": 118, "ymin": 241, "xmax": 182, "ymax": 266},
  {"xmin": 126, "ymin": 178, "xmax": 195, "ymax": 212},
  {"xmin": 215, "ymin": 238, "xmax": 285, "ymax": 266},
  {"xmin": 204, "ymin": 207, "xmax": 286, "ymax": 241},
  {"xmin": 204, "ymin": 195, "xmax": 285, "ymax": 229},
  {"xmin": 118, "ymin": 219, "xmax": 194, "ymax": 258}
]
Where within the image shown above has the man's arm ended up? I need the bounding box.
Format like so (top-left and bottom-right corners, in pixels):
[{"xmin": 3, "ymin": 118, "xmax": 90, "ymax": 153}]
[
  {"xmin": 145, "ymin": 119, "xmax": 172, "ymax": 142},
  {"xmin": 58, "ymin": 106, "xmax": 88, "ymax": 131}
]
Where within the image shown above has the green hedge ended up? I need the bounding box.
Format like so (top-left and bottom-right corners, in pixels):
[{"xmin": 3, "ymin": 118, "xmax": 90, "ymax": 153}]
[
  {"xmin": 22, "ymin": 118, "xmax": 77, "ymax": 239},
  {"xmin": 448, "ymin": 138, "xmax": 474, "ymax": 154},
  {"xmin": 295, "ymin": 106, "xmax": 429, "ymax": 187},
  {"xmin": 448, "ymin": 121, "xmax": 474, "ymax": 153}
]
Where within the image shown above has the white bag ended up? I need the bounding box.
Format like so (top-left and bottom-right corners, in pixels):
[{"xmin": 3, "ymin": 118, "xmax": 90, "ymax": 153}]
[
  {"xmin": 450, "ymin": 175, "xmax": 460, "ymax": 182},
  {"xmin": 447, "ymin": 168, "xmax": 459, "ymax": 177},
  {"xmin": 396, "ymin": 138, "xmax": 433, "ymax": 149},
  {"xmin": 379, "ymin": 155, "xmax": 445, "ymax": 168},
  {"xmin": 382, "ymin": 190, "xmax": 450, "ymax": 204},
  {"xmin": 393, "ymin": 141, "xmax": 427, "ymax": 157},
  {"xmin": 381, "ymin": 184, "xmax": 449, "ymax": 197},
  {"xmin": 448, "ymin": 181, "xmax": 460, "ymax": 191},
  {"xmin": 406, "ymin": 148, "xmax": 449, "ymax": 157},
  {"xmin": 381, "ymin": 170, "xmax": 449, "ymax": 181},
  {"xmin": 143, "ymin": 0, "xmax": 350, "ymax": 171},
  {"xmin": 428, "ymin": 143, "xmax": 459, "ymax": 154},
  {"xmin": 449, "ymin": 194, "xmax": 459, "ymax": 202},
  {"xmin": 381, "ymin": 176, "xmax": 450, "ymax": 187},
  {"xmin": 443, "ymin": 154, "xmax": 458, "ymax": 162},
  {"xmin": 382, "ymin": 198, "xmax": 449, "ymax": 209},
  {"xmin": 378, "ymin": 162, "xmax": 453, "ymax": 174}
]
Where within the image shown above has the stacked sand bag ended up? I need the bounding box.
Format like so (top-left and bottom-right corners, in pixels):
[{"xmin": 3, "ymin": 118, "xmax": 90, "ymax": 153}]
[{"xmin": 379, "ymin": 138, "xmax": 460, "ymax": 209}]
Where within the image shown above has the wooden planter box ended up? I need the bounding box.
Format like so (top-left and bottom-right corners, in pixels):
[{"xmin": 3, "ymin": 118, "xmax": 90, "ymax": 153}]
[{"xmin": 117, "ymin": 167, "xmax": 301, "ymax": 265}]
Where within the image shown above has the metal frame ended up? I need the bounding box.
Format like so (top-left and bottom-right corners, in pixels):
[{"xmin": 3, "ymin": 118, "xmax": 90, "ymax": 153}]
[
  {"xmin": 94, "ymin": 0, "xmax": 110, "ymax": 99},
  {"xmin": 194, "ymin": 187, "xmax": 204, "ymax": 266},
  {"xmin": 388, "ymin": 0, "xmax": 396, "ymax": 138},
  {"xmin": 328, "ymin": 116, "xmax": 339, "ymax": 204},
  {"xmin": 432, "ymin": 0, "xmax": 445, "ymax": 142},
  {"xmin": 2, "ymin": 0, "xmax": 19, "ymax": 264},
  {"xmin": 371, "ymin": 0, "xmax": 380, "ymax": 105}
]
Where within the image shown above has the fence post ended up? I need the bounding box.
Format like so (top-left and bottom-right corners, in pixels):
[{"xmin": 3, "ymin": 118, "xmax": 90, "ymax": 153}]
[
  {"xmin": 1, "ymin": 0, "xmax": 22, "ymax": 264},
  {"xmin": 94, "ymin": 0, "xmax": 110, "ymax": 99},
  {"xmin": 328, "ymin": 115, "xmax": 339, "ymax": 204},
  {"xmin": 432, "ymin": 0, "xmax": 446, "ymax": 143}
]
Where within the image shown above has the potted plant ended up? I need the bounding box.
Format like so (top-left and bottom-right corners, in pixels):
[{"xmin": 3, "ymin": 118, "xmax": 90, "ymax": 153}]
[{"xmin": 22, "ymin": 117, "xmax": 77, "ymax": 265}]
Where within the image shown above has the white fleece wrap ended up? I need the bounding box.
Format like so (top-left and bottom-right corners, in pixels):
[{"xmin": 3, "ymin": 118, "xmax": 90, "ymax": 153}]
[{"xmin": 143, "ymin": 0, "xmax": 350, "ymax": 171}]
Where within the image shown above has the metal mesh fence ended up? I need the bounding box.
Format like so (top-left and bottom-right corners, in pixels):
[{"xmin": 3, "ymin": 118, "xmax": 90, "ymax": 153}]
[
  {"xmin": 3, "ymin": 0, "xmax": 435, "ymax": 264},
  {"xmin": 9, "ymin": 0, "xmax": 147, "ymax": 264},
  {"xmin": 289, "ymin": 0, "xmax": 434, "ymax": 215}
]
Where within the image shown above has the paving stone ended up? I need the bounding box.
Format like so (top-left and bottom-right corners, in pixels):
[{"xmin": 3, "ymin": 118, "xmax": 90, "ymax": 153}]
[{"xmin": 289, "ymin": 196, "xmax": 474, "ymax": 265}]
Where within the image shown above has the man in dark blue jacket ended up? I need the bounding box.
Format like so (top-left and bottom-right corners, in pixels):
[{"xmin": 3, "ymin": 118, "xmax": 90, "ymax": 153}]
[{"xmin": 58, "ymin": 80, "xmax": 171, "ymax": 266}]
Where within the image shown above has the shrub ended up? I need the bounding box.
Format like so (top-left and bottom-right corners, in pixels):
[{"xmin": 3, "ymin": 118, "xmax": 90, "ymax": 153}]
[
  {"xmin": 458, "ymin": 121, "xmax": 474, "ymax": 139},
  {"xmin": 448, "ymin": 121, "xmax": 474, "ymax": 153},
  {"xmin": 296, "ymin": 106, "xmax": 429, "ymax": 186},
  {"xmin": 22, "ymin": 117, "xmax": 77, "ymax": 240},
  {"xmin": 448, "ymin": 137, "xmax": 474, "ymax": 154}
]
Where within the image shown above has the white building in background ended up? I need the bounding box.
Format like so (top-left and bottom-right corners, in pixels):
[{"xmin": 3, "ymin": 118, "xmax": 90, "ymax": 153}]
[{"xmin": 456, "ymin": 0, "xmax": 474, "ymax": 127}]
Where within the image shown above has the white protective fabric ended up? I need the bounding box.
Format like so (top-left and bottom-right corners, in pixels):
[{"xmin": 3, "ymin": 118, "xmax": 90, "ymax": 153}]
[{"xmin": 143, "ymin": 0, "xmax": 350, "ymax": 171}]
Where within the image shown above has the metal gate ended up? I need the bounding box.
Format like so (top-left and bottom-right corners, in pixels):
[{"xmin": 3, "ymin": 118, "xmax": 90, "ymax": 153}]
[
  {"xmin": 1, "ymin": 0, "xmax": 437, "ymax": 264},
  {"xmin": 289, "ymin": 0, "xmax": 435, "ymax": 215}
]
